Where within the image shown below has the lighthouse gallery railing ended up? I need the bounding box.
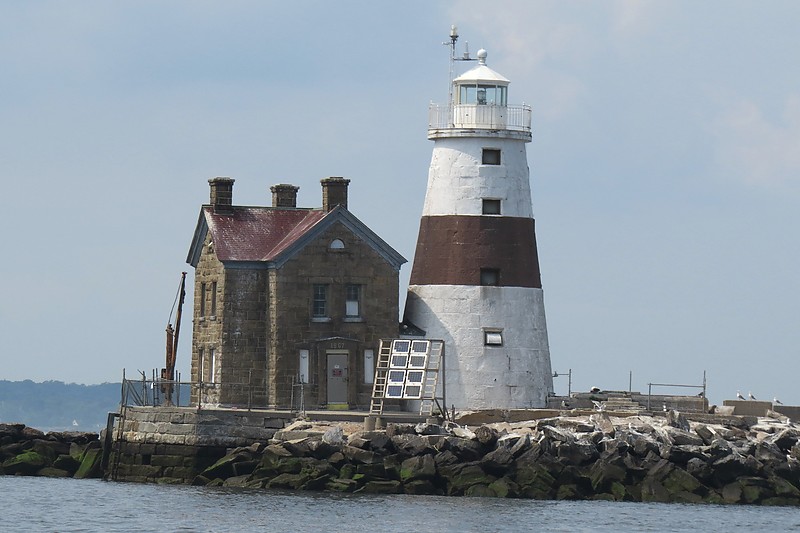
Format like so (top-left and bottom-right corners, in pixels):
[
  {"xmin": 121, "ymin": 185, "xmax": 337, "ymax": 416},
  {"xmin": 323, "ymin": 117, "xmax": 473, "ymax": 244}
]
[{"xmin": 428, "ymin": 103, "xmax": 532, "ymax": 132}]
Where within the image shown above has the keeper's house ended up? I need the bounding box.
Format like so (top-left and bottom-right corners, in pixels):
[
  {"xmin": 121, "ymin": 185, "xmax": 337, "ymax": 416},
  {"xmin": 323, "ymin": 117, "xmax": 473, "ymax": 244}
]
[{"xmin": 186, "ymin": 177, "xmax": 406, "ymax": 409}]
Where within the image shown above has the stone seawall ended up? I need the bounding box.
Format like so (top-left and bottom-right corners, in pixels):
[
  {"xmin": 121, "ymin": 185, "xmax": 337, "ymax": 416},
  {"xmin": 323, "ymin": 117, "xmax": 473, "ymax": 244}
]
[
  {"xmin": 109, "ymin": 406, "xmax": 297, "ymax": 483},
  {"xmin": 176, "ymin": 410, "xmax": 800, "ymax": 504},
  {"xmin": 7, "ymin": 408, "xmax": 800, "ymax": 506},
  {"xmin": 0, "ymin": 423, "xmax": 103, "ymax": 479}
]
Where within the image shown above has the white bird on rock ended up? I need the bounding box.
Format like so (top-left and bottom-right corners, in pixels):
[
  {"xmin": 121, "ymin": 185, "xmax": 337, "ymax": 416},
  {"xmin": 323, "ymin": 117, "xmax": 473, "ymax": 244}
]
[
  {"xmin": 748, "ymin": 391, "xmax": 757, "ymax": 400},
  {"xmin": 774, "ymin": 397, "xmax": 783, "ymax": 405},
  {"xmin": 737, "ymin": 391, "xmax": 745, "ymax": 400}
]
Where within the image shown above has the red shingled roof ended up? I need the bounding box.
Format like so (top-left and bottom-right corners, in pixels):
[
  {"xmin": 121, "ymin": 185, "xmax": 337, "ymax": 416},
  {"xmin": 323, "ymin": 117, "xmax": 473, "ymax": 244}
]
[{"xmin": 204, "ymin": 206, "xmax": 327, "ymax": 262}]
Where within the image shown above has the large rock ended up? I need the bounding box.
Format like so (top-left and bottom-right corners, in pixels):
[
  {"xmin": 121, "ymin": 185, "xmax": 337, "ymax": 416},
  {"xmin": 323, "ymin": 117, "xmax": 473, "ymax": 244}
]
[
  {"xmin": 53, "ymin": 454, "xmax": 81, "ymax": 475},
  {"xmin": 480, "ymin": 446, "xmax": 514, "ymax": 476},
  {"xmin": 515, "ymin": 462, "xmax": 556, "ymax": 499},
  {"xmin": 473, "ymin": 426, "xmax": 499, "ymax": 447},
  {"xmin": 442, "ymin": 436, "xmax": 484, "ymax": 462},
  {"xmin": 662, "ymin": 426, "xmax": 704, "ymax": 447},
  {"xmin": 390, "ymin": 435, "xmax": 435, "ymax": 457},
  {"xmin": 400, "ymin": 454, "xmax": 436, "ymax": 482},
  {"xmin": 439, "ymin": 462, "xmax": 495, "ymax": 496},
  {"xmin": 665, "ymin": 410, "xmax": 690, "ymax": 432},
  {"xmin": 74, "ymin": 448, "xmax": 103, "ymax": 479},
  {"xmin": 2, "ymin": 450, "xmax": 48, "ymax": 475},
  {"xmin": 557, "ymin": 440, "xmax": 599, "ymax": 465},
  {"xmin": 201, "ymin": 451, "xmax": 253, "ymax": 480},
  {"xmin": 340, "ymin": 445, "xmax": 378, "ymax": 465}
]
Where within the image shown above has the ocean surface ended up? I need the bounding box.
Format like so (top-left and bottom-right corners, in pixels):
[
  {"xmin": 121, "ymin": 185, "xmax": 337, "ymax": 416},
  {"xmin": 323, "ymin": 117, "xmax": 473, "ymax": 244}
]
[{"xmin": 3, "ymin": 476, "xmax": 799, "ymax": 532}]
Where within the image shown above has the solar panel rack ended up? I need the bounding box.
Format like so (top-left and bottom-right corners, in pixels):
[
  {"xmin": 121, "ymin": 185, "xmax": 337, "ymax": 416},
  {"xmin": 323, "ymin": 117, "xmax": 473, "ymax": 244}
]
[
  {"xmin": 369, "ymin": 340, "xmax": 393, "ymax": 414},
  {"xmin": 419, "ymin": 340, "xmax": 445, "ymax": 417},
  {"xmin": 369, "ymin": 339, "xmax": 446, "ymax": 417}
]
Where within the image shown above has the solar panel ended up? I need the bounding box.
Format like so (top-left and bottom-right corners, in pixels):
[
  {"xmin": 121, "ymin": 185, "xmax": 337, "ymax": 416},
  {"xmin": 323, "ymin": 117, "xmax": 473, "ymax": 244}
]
[
  {"xmin": 391, "ymin": 340, "xmax": 411, "ymax": 353},
  {"xmin": 408, "ymin": 355, "xmax": 427, "ymax": 368},
  {"xmin": 403, "ymin": 384, "xmax": 422, "ymax": 399},
  {"xmin": 410, "ymin": 340, "xmax": 429, "ymax": 353},
  {"xmin": 390, "ymin": 354, "xmax": 408, "ymax": 368},
  {"xmin": 374, "ymin": 338, "xmax": 443, "ymax": 407},
  {"xmin": 406, "ymin": 370, "xmax": 424, "ymax": 383},
  {"xmin": 386, "ymin": 384, "xmax": 404, "ymax": 398}
]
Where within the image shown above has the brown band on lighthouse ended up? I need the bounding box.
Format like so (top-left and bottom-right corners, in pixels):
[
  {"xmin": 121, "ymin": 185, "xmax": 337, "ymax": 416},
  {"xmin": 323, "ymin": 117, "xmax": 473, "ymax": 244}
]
[{"xmin": 409, "ymin": 215, "xmax": 542, "ymax": 288}]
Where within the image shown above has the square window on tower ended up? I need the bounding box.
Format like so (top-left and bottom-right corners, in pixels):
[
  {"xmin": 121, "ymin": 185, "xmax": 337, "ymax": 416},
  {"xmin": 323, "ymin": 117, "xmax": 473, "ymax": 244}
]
[
  {"xmin": 484, "ymin": 330, "xmax": 503, "ymax": 346},
  {"xmin": 482, "ymin": 199, "xmax": 501, "ymax": 215},
  {"xmin": 482, "ymin": 148, "xmax": 501, "ymax": 165},
  {"xmin": 480, "ymin": 268, "xmax": 500, "ymax": 286}
]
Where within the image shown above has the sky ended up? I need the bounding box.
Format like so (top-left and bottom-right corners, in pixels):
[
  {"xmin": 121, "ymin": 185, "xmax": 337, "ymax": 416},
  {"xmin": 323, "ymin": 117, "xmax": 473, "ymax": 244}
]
[{"xmin": 1, "ymin": 1, "xmax": 798, "ymax": 407}]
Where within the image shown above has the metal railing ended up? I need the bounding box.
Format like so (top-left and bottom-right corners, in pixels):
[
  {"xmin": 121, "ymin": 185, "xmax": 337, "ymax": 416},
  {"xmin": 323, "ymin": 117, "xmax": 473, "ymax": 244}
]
[
  {"xmin": 119, "ymin": 370, "xmax": 306, "ymax": 412},
  {"xmin": 646, "ymin": 371, "xmax": 708, "ymax": 413},
  {"xmin": 428, "ymin": 103, "xmax": 532, "ymax": 132}
]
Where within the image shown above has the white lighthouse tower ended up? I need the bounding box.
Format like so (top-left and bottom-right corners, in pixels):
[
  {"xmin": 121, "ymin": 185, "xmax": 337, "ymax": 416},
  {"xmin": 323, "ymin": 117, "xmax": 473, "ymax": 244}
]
[{"xmin": 403, "ymin": 31, "xmax": 553, "ymax": 410}]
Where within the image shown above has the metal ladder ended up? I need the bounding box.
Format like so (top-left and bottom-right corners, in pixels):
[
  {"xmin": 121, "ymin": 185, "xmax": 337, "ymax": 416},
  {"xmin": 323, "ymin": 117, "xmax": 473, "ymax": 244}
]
[
  {"xmin": 419, "ymin": 340, "xmax": 445, "ymax": 417},
  {"xmin": 369, "ymin": 340, "xmax": 393, "ymax": 414}
]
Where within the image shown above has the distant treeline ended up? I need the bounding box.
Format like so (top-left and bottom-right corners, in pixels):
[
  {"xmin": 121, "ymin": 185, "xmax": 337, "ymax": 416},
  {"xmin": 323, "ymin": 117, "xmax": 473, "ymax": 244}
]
[{"xmin": 0, "ymin": 380, "xmax": 120, "ymax": 432}]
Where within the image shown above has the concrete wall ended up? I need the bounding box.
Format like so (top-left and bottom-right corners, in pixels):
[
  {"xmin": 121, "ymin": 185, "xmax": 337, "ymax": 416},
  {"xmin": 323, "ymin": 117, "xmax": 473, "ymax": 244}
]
[
  {"xmin": 423, "ymin": 137, "xmax": 533, "ymax": 218},
  {"xmin": 406, "ymin": 285, "xmax": 553, "ymax": 410},
  {"xmin": 723, "ymin": 399, "xmax": 773, "ymax": 417},
  {"xmin": 775, "ymin": 405, "xmax": 800, "ymax": 420}
]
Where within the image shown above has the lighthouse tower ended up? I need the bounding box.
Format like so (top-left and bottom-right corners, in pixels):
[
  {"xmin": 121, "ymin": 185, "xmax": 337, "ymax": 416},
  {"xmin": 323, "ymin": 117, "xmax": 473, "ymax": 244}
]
[{"xmin": 403, "ymin": 40, "xmax": 553, "ymax": 410}]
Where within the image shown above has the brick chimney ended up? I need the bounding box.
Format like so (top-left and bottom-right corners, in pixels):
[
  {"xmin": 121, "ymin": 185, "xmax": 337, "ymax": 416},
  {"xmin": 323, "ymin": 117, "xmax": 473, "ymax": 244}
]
[
  {"xmin": 270, "ymin": 184, "xmax": 299, "ymax": 208},
  {"xmin": 208, "ymin": 177, "xmax": 234, "ymax": 214},
  {"xmin": 321, "ymin": 177, "xmax": 350, "ymax": 212}
]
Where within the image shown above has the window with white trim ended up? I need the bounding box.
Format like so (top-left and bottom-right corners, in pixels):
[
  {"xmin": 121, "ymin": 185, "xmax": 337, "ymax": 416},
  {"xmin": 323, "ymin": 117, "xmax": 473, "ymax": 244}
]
[
  {"xmin": 345, "ymin": 284, "xmax": 361, "ymax": 318},
  {"xmin": 484, "ymin": 330, "xmax": 503, "ymax": 346},
  {"xmin": 312, "ymin": 284, "xmax": 328, "ymax": 318},
  {"xmin": 482, "ymin": 199, "xmax": 501, "ymax": 215}
]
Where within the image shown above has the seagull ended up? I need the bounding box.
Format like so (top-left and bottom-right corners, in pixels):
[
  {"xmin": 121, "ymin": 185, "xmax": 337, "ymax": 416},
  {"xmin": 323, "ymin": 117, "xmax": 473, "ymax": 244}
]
[
  {"xmin": 774, "ymin": 397, "xmax": 783, "ymax": 405},
  {"xmin": 748, "ymin": 391, "xmax": 757, "ymax": 400},
  {"xmin": 561, "ymin": 400, "xmax": 569, "ymax": 408},
  {"xmin": 737, "ymin": 391, "xmax": 745, "ymax": 400},
  {"xmin": 697, "ymin": 391, "xmax": 705, "ymax": 398},
  {"xmin": 590, "ymin": 386, "xmax": 601, "ymax": 394}
]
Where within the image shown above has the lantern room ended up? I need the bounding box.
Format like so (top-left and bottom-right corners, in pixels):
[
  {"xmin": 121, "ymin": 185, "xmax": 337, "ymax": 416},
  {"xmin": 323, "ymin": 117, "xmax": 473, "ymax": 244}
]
[{"xmin": 453, "ymin": 49, "xmax": 509, "ymax": 106}]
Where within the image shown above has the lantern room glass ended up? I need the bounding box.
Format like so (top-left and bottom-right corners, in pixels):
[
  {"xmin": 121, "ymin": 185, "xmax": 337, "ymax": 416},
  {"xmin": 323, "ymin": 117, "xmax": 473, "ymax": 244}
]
[{"xmin": 458, "ymin": 84, "xmax": 507, "ymax": 106}]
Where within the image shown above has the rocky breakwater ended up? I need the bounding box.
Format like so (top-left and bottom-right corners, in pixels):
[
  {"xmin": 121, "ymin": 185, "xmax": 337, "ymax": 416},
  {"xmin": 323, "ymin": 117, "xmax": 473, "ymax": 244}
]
[
  {"xmin": 0, "ymin": 423, "xmax": 103, "ymax": 479},
  {"xmin": 190, "ymin": 411, "xmax": 800, "ymax": 505}
]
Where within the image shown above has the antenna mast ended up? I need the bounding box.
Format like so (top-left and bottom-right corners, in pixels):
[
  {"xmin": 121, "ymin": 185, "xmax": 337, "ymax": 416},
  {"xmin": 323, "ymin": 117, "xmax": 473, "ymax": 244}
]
[{"xmin": 443, "ymin": 25, "xmax": 477, "ymax": 108}]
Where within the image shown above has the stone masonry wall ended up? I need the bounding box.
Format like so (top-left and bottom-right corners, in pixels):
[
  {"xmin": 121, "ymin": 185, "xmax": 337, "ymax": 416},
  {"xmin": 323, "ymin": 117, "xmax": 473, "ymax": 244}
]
[
  {"xmin": 111, "ymin": 407, "xmax": 293, "ymax": 483},
  {"xmin": 269, "ymin": 221, "xmax": 400, "ymax": 409},
  {"xmin": 191, "ymin": 233, "xmax": 225, "ymax": 404},
  {"xmin": 220, "ymin": 268, "xmax": 268, "ymax": 406},
  {"xmin": 192, "ymin": 232, "xmax": 268, "ymax": 407}
]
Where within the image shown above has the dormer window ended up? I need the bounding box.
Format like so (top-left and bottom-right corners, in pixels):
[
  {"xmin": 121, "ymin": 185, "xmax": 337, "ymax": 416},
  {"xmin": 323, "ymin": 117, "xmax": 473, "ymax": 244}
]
[{"xmin": 329, "ymin": 239, "xmax": 345, "ymax": 250}]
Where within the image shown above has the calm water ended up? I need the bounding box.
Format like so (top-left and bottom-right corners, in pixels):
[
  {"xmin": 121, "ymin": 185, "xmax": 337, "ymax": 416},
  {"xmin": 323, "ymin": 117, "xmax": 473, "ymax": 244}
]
[{"xmin": 2, "ymin": 476, "xmax": 799, "ymax": 533}]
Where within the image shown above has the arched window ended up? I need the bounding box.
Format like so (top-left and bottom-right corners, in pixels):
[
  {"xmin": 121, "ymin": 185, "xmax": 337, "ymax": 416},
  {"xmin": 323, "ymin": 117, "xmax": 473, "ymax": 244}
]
[{"xmin": 329, "ymin": 239, "xmax": 345, "ymax": 250}]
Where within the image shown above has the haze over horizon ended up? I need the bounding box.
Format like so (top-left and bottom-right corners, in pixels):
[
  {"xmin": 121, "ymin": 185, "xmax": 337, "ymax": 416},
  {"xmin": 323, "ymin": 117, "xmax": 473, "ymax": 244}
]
[{"xmin": 1, "ymin": 1, "xmax": 798, "ymax": 407}]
